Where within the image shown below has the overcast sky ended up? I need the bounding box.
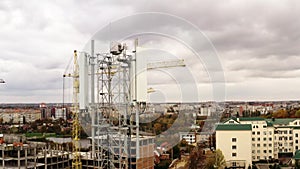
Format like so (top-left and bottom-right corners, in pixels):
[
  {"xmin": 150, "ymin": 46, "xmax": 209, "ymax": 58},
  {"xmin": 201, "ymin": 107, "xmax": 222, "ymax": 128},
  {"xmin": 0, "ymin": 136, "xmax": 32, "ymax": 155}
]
[{"xmin": 1, "ymin": 0, "xmax": 300, "ymax": 103}]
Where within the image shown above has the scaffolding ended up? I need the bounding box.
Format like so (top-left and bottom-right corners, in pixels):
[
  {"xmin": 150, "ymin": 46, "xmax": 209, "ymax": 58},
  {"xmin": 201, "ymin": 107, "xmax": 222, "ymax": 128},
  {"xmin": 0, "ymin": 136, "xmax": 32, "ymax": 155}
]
[
  {"xmin": 95, "ymin": 48, "xmax": 131, "ymax": 169},
  {"xmin": 73, "ymin": 39, "xmax": 156, "ymax": 169}
]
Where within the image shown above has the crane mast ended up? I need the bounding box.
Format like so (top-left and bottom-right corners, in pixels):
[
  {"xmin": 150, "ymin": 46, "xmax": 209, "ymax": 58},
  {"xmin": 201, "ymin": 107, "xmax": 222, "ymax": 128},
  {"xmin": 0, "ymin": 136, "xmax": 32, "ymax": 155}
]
[{"xmin": 72, "ymin": 50, "xmax": 82, "ymax": 169}]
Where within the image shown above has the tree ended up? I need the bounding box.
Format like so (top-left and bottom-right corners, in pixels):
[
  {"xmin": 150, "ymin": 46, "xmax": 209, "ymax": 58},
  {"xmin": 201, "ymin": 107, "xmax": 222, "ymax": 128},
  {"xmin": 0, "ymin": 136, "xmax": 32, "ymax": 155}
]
[
  {"xmin": 153, "ymin": 123, "xmax": 162, "ymax": 134},
  {"xmin": 214, "ymin": 149, "xmax": 226, "ymax": 169},
  {"xmin": 295, "ymin": 110, "xmax": 300, "ymax": 118},
  {"xmin": 179, "ymin": 138, "xmax": 188, "ymax": 147},
  {"xmin": 189, "ymin": 146, "xmax": 206, "ymax": 169},
  {"xmin": 273, "ymin": 109, "xmax": 288, "ymax": 118},
  {"xmin": 205, "ymin": 149, "xmax": 226, "ymax": 169},
  {"xmin": 295, "ymin": 159, "xmax": 300, "ymax": 169}
]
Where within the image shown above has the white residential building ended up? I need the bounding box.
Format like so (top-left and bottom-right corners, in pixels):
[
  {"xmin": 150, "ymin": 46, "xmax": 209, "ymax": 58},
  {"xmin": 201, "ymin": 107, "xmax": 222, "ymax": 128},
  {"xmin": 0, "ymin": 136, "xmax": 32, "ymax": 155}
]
[
  {"xmin": 216, "ymin": 123, "xmax": 252, "ymax": 168},
  {"xmin": 216, "ymin": 117, "xmax": 300, "ymax": 168},
  {"xmin": 179, "ymin": 132, "xmax": 196, "ymax": 145}
]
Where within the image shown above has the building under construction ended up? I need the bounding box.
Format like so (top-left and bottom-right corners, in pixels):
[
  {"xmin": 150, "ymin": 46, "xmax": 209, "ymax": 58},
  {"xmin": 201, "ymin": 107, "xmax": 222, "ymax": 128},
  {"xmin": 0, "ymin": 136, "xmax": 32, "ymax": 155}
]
[
  {"xmin": 69, "ymin": 39, "xmax": 157, "ymax": 169},
  {"xmin": 0, "ymin": 134, "xmax": 72, "ymax": 169}
]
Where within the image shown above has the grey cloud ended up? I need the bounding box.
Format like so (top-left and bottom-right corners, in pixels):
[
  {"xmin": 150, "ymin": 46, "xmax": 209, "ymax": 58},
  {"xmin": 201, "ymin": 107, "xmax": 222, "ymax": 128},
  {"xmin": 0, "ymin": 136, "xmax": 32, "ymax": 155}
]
[{"xmin": 1, "ymin": 0, "xmax": 300, "ymax": 102}]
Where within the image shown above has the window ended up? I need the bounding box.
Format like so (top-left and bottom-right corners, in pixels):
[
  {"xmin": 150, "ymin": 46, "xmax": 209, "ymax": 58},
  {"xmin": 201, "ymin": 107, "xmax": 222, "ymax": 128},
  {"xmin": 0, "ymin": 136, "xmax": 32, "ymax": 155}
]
[
  {"xmin": 289, "ymin": 137, "xmax": 293, "ymax": 140},
  {"xmin": 257, "ymin": 144, "xmax": 260, "ymax": 147},
  {"xmin": 257, "ymin": 156, "xmax": 260, "ymax": 159},
  {"xmin": 263, "ymin": 150, "xmax": 267, "ymax": 153},
  {"xmin": 290, "ymin": 130, "xmax": 292, "ymax": 134},
  {"xmin": 232, "ymin": 153, "xmax": 237, "ymax": 157},
  {"xmin": 258, "ymin": 138, "xmax": 261, "ymax": 141},
  {"xmin": 252, "ymin": 138, "xmax": 255, "ymax": 141},
  {"xmin": 296, "ymin": 146, "xmax": 299, "ymax": 150},
  {"xmin": 264, "ymin": 131, "xmax": 267, "ymax": 135},
  {"xmin": 269, "ymin": 137, "xmax": 272, "ymax": 141},
  {"xmin": 263, "ymin": 125, "xmax": 266, "ymax": 128},
  {"xmin": 232, "ymin": 138, "xmax": 237, "ymax": 142},
  {"xmin": 252, "ymin": 131, "xmax": 255, "ymax": 135},
  {"xmin": 257, "ymin": 131, "xmax": 260, "ymax": 135},
  {"xmin": 257, "ymin": 150, "xmax": 260, "ymax": 153},
  {"xmin": 263, "ymin": 144, "xmax": 267, "ymax": 147},
  {"xmin": 296, "ymin": 140, "xmax": 299, "ymax": 144},
  {"xmin": 296, "ymin": 133, "xmax": 299, "ymax": 137},
  {"xmin": 263, "ymin": 138, "xmax": 267, "ymax": 141},
  {"xmin": 269, "ymin": 150, "xmax": 272, "ymax": 153},
  {"xmin": 232, "ymin": 162, "xmax": 237, "ymax": 166},
  {"xmin": 269, "ymin": 131, "xmax": 272, "ymax": 135},
  {"xmin": 269, "ymin": 144, "xmax": 272, "ymax": 147},
  {"xmin": 252, "ymin": 150, "xmax": 255, "ymax": 153},
  {"xmin": 232, "ymin": 145, "xmax": 237, "ymax": 149}
]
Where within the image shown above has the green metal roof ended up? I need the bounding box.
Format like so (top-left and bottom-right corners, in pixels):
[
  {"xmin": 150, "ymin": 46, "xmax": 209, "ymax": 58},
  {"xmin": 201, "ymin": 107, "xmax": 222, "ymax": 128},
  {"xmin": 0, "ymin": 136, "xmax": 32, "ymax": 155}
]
[
  {"xmin": 222, "ymin": 117, "xmax": 300, "ymax": 127},
  {"xmin": 266, "ymin": 118, "xmax": 296, "ymax": 125},
  {"xmin": 266, "ymin": 121, "xmax": 273, "ymax": 127},
  {"xmin": 238, "ymin": 117, "xmax": 265, "ymax": 121},
  {"xmin": 216, "ymin": 124, "xmax": 252, "ymax": 131}
]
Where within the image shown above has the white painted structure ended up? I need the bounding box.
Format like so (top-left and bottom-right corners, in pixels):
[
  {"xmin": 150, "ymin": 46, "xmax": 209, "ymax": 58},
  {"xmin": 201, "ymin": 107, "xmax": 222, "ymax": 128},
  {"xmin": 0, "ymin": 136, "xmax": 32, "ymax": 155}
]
[
  {"xmin": 216, "ymin": 124, "xmax": 252, "ymax": 168},
  {"xmin": 216, "ymin": 118, "xmax": 300, "ymax": 168}
]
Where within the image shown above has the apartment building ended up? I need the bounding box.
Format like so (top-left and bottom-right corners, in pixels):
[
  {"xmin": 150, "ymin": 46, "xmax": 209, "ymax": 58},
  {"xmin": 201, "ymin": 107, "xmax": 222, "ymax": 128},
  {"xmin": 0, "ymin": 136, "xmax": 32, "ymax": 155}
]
[
  {"xmin": 0, "ymin": 110, "xmax": 41, "ymax": 124},
  {"xmin": 216, "ymin": 117, "xmax": 300, "ymax": 168},
  {"xmin": 216, "ymin": 124, "xmax": 252, "ymax": 168},
  {"xmin": 179, "ymin": 132, "xmax": 196, "ymax": 145}
]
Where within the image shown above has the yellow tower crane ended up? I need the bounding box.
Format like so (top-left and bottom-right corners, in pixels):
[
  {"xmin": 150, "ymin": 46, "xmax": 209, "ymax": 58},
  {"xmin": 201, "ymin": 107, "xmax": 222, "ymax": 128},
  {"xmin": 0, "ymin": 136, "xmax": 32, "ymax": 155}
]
[{"xmin": 72, "ymin": 50, "xmax": 82, "ymax": 169}]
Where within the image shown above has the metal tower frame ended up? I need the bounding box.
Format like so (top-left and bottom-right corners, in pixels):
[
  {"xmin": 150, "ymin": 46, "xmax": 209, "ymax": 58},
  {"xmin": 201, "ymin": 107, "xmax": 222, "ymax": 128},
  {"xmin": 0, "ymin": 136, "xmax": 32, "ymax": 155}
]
[
  {"xmin": 94, "ymin": 49, "xmax": 132, "ymax": 169},
  {"xmin": 72, "ymin": 50, "xmax": 82, "ymax": 169}
]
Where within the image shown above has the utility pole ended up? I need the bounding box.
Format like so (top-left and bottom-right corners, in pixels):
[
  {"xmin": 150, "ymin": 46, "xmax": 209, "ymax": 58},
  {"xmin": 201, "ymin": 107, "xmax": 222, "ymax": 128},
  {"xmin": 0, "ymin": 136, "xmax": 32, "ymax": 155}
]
[{"xmin": 90, "ymin": 40, "xmax": 96, "ymax": 159}]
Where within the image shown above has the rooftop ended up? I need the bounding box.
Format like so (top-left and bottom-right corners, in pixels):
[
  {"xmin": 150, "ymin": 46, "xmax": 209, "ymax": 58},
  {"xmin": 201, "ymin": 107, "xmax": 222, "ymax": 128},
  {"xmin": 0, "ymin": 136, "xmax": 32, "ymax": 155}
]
[
  {"xmin": 215, "ymin": 124, "xmax": 252, "ymax": 131},
  {"xmin": 223, "ymin": 117, "xmax": 297, "ymax": 126},
  {"xmin": 266, "ymin": 118, "xmax": 296, "ymax": 125},
  {"xmin": 238, "ymin": 117, "xmax": 265, "ymax": 121}
]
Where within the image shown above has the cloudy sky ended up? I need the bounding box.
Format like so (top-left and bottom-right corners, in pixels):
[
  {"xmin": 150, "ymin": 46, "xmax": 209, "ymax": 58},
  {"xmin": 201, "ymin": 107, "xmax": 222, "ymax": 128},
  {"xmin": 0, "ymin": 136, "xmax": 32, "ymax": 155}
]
[{"xmin": 1, "ymin": 0, "xmax": 300, "ymax": 103}]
